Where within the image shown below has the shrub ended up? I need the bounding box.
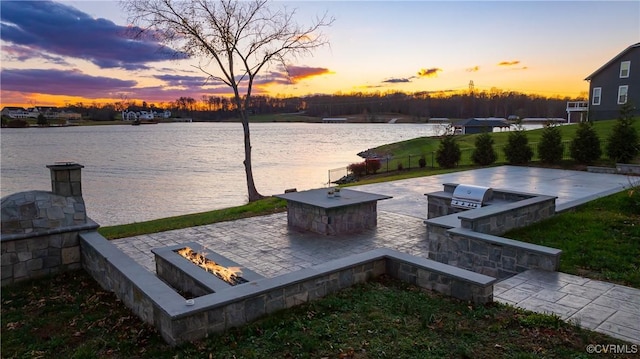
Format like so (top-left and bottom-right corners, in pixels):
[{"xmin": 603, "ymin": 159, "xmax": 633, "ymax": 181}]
[
  {"xmin": 37, "ymin": 113, "xmax": 49, "ymax": 127},
  {"xmin": 606, "ymin": 102, "xmax": 639, "ymax": 163},
  {"xmin": 436, "ymin": 135, "xmax": 461, "ymax": 168},
  {"xmin": 397, "ymin": 162, "xmax": 404, "ymax": 171},
  {"xmin": 570, "ymin": 121, "xmax": 601, "ymax": 164},
  {"xmin": 504, "ymin": 130, "xmax": 533, "ymax": 164},
  {"xmin": 6, "ymin": 119, "xmax": 29, "ymax": 128},
  {"xmin": 365, "ymin": 158, "xmax": 381, "ymax": 174},
  {"xmin": 347, "ymin": 162, "xmax": 367, "ymax": 177},
  {"xmin": 471, "ymin": 132, "xmax": 497, "ymax": 166},
  {"xmin": 418, "ymin": 156, "xmax": 427, "ymax": 168},
  {"xmin": 537, "ymin": 124, "xmax": 564, "ymax": 164}
]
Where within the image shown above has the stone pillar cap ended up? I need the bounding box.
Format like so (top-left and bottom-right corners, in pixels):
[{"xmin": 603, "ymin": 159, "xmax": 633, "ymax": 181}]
[{"xmin": 47, "ymin": 162, "xmax": 84, "ymax": 169}]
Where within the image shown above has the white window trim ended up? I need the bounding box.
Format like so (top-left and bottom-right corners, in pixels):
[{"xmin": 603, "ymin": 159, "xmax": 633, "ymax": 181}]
[
  {"xmin": 620, "ymin": 61, "xmax": 630, "ymax": 78},
  {"xmin": 592, "ymin": 87, "xmax": 602, "ymax": 106},
  {"xmin": 618, "ymin": 85, "xmax": 628, "ymax": 104}
]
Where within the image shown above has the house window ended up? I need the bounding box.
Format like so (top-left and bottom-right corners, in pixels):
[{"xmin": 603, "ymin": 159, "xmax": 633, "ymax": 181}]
[
  {"xmin": 620, "ymin": 61, "xmax": 630, "ymax": 78},
  {"xmin": 618, "ymin": 85, "xmax": 628, "ymax": 104},
  {"xmin": 592, "ymin": 87, "xmax": 602, "ymax": 105}
]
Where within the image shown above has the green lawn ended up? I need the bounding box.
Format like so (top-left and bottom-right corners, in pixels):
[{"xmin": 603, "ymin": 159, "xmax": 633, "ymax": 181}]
[
  {"xmin": 505, "ymin": 190, "xmax": 640, "ymax": 288},
  {"xmin": 368, "ymin": 119, "xmax": 640, "ymax": 168},
  {"xmin": 2, "ymin": 272, "xmax": 633, "ymax": 359},
  {"xmin": 98, "ymin": 196, "xmax": 286, "ymax": 239}
]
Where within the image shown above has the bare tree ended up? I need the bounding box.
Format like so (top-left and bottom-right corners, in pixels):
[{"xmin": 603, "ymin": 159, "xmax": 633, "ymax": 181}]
[{"xmin": 123, "ymin": 0, "xmax": 333, "ymax": 201}]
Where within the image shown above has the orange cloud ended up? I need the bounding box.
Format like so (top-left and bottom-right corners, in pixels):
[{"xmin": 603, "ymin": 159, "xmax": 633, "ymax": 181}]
[
  {"xmin": 285, "ymin": 65, "xmax": 332, "ymax": 83},
  {"xmin": 466, "ymin": 66, "xmax": 480, "ymax": 72},
  {"xmin": 498, "ymin": 60, "xmax": 520, "ymax": 66},
  {"xmin": 417, "ymin": 68, "xmax": 442, "ymax": 78}
]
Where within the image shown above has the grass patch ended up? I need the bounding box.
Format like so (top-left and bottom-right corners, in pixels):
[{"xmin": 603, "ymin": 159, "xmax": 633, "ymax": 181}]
[
  {"xmin": 505, "ymin": 190, "xmax": 640, "ymax": 288},
  {"xmin": 369, "ymin": 119, "xmax": 640, "ymax": 167},
  {"xmin": 98, "ymin": 196, "xmax": 286, "ymax": 239},
  {"xmin": 2, "ymin": 271, "xmax": 632, "ymax": 358}
]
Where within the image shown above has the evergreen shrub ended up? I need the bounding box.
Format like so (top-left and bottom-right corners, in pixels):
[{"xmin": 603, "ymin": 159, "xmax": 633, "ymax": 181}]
[
  {"xmin": 538, "ymin": 124, "xmax": 564, "ymax": 164},
  {"xmin": 606, "ymin": 102, "xmax": 639, "ymax": 163},
  {"xmin": 504, "ymin": 130, "xmax": 533, "ymax": 164},
  {"xmin": 436, "ymin": 136, "xmax": 461, "ymax": 168},
  {"xmin": 471, "ymin": 132, "xmax": 497, "ymax": 166},
  {"xmin": 570, "ymin": 122, "xmax": 601, "ymax": 164}
]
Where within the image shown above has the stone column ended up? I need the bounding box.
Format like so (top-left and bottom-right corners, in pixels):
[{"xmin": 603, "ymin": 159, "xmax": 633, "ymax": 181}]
[{"xmin": 46, "ymin": 162, "xmax": 84, "ymax": 199}]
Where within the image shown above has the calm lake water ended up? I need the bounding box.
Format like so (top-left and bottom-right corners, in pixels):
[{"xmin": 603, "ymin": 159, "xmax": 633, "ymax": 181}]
[{"xmin": 2, "ymin": 122, "xmax": 451, "ymax": 225}]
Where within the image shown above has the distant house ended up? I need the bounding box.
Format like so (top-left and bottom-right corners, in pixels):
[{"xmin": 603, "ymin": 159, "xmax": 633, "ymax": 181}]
[
  {"xmin": 453, "ymin": 118, "xmax": 510, "ymax": 135},
  {"xmin": 585, "ymin": 42, "xmax": 640, "ymax": 121},
  {"xmin": 122, "ymin": 108, "xmax": 171, "ymax": 121},
  {"xmin": 1, "ymin": 106, "xmax": 80, "ymax": 120},
  {"xmin": 1, "ymin": 107, "xmax": 29, "ymax": 119}
]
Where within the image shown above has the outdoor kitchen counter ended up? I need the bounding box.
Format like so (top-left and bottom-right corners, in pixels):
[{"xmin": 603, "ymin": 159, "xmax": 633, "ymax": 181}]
[{"xmin": 275, "ymin": 188, "xmax": 392, "ymax": 235}]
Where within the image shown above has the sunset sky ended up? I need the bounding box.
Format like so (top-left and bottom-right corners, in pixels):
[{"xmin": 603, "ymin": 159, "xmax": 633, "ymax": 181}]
[{"xmin": 1, "ymin": 0, "xmax": 639, "ymax": 108}]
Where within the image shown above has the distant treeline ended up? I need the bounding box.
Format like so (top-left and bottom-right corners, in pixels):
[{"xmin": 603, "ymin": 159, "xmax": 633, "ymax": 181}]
[{"xmin": 47, "ymin": 89, "xmax": 586, "ymax": 121}]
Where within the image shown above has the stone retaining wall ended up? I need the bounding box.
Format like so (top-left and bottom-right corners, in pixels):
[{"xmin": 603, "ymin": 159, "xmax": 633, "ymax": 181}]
[
  {"xmin": 458, "ymin": 196, "xmax": 556, "ymax": 236},
  {"xmin": 80, "ymin": 231, "xmax": 495, "ymax": 346},
  {"xmin": 1, "ymin": 223, "xmax": 98, "ymax": 286},
  {"xmin": 425, "ymin": 184, "xmax": 561, "ymax": 279},
  {"xmin": 428, "ymin": 227, "xmax": 561, "ymax": 279}
]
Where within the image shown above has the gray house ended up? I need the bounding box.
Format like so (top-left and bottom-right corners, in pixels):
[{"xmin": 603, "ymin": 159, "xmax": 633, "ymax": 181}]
[
  {"xmin": 453, "ymin": 118, "xmax": 510, "ymax": 134},
  {"xmin": 585, "ymin": 42, "xmax": 640, "ymax": 121}
]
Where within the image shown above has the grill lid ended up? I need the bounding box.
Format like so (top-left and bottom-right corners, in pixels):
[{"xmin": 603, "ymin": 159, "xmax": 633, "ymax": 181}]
[{"xmin": 451, "ymin": 184, "xmax": 493, "ymax": 209}]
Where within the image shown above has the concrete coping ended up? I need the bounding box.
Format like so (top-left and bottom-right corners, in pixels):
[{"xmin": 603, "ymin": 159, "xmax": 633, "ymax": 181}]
[
  {"xmin": 457, "ymin": 195, "xmax": 557, "ymax": 222},
  {"xmin": 383, "ymin": 249, "xmax": 496, "ymax": 286},
  {"xmin": 424, "ymin": 214, "xmax": 460, "ymax": 229},
  {"xmin": 80, "ymin": 231, "xmax": 495, "ymax": 321},
  {"xmin": 448, "ymin": 227, "xmax": 562, "ymax": 257},
  {"xmin": 80, "ymin": 231, "xmax": 185, "ymax": 313},
  {"xmin": 1, "ymin": 219, "xmax": 99, "ymax": 242},
  {"xmin": 275, "ymin": 188, "xmax": 392, "ymax": 210},
  {"xmin": 424, "ymin": 190, "xmax": 452, "ymax": 200},
  {"xmin": 171, "ymin": 247, "xmax": 496, "ymax": 319},
  {"xmin": 424, "ymin": 193, "xmax": 556, "ymax": 229}
]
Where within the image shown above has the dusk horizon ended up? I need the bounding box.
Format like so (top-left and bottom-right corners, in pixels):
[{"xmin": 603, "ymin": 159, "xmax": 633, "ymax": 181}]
[{"xmin": 1, "ymin": 0, "xmax": 639, "ymax": 108}]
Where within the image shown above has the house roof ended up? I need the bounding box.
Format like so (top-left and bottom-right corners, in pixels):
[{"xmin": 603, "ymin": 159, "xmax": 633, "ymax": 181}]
[
  {"xmin": 584, "ymin": 42, "xmax": 640, "ymax": 81},
  {"xmin": 453, "ymin": 118, "xmax": 510, "ymax": 128}
]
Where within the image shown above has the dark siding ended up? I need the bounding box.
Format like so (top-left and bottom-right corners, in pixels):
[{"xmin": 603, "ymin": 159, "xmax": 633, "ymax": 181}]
[
  {"xmin": 464, "ymin": 126, "xmax": 494, "ymax": 134},
  {"xmin": 588, "ymin": 47, "xmax": 640, "ymax": 121}
]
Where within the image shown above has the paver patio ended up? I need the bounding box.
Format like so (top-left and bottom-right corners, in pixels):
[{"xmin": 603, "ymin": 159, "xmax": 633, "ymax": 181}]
[{"xmin": 111, "ymin": 166, "xmax": 639, "ymax": 344}]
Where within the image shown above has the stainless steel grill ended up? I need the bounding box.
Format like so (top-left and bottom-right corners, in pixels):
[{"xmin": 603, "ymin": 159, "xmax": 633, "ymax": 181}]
[{"xmin": 451, "ymin": 184, "xmax": 493, "ymax": 210}]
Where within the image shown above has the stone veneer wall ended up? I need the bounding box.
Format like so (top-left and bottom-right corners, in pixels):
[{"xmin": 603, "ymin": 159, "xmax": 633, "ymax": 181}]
[
  {"xmin": 1, "ymin": 223, "xmax": 98, "ymax": 286},
  {"xmin": 80, "ymin": 231, "xmax": 495, "ymax": 346},
  {"xmin": 287, "ymin": 201, "xmax": 378, "ymax": 235},
  {"xmin": 428, "ymin": 227, "xmax": 561, "ymax": 279},
  {"xmin": 1, "ymin": 163, "xmax": 98, "ymax": 286},
  {"xmin": 458, "ymin": 196, "xmax": 556, "ymax": 236},
  {"xmin": 425, "ymin": 185, "xmax": 561, "ymax": 280},
  {"xmin": 427, "ymin": 195, "xmax": 457, "ymax": 219}
]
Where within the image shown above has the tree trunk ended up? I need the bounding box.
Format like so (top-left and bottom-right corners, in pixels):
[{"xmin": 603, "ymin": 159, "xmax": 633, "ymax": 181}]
[{"xmin": 241, "ymin": 117, "xmax": 264, "ymax": 202}]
